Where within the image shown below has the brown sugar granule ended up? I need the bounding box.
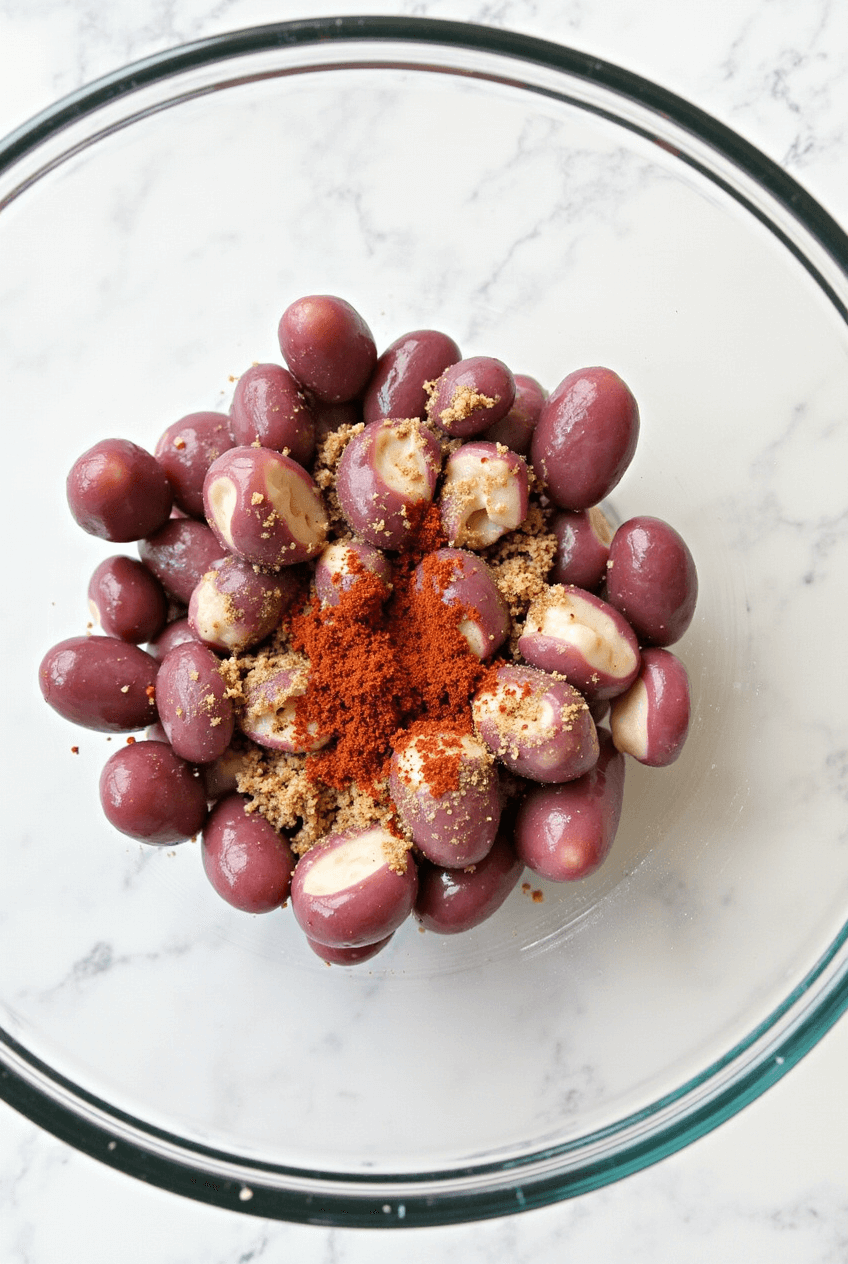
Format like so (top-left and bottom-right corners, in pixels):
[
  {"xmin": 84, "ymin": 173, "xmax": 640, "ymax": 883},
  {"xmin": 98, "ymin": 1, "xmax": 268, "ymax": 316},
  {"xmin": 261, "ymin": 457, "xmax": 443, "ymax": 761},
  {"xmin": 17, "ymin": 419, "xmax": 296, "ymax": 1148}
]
[
  {"xmin": 311, "ymin": 421, "xmax": 365, "ymax": 532},
  {"xmin": 376, "ymin": 825, "xmax": 416, "ymax": 875},
  {"xmin": 484, "ymin": 499, "xmax": 557, "ymax": 622},
  {"xmin": 428, "ymin": 383, "xmax": 496, "ymax": 428},
  {"xmin": 475, "ymin": 669, "xmax": 587, "ymax": 767},
  {"xmin": 235, "ymin": 744, "xmax": 398, "ymax": 856}
]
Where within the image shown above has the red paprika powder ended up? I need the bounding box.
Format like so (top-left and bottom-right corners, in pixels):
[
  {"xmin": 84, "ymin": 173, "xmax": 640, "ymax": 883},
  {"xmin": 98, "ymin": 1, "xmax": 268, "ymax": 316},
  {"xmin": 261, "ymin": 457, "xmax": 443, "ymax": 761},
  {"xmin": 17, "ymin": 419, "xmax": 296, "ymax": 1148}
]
[{"xmin": 286, "ymin": 504, "xmax": 499, "ymax": 798}]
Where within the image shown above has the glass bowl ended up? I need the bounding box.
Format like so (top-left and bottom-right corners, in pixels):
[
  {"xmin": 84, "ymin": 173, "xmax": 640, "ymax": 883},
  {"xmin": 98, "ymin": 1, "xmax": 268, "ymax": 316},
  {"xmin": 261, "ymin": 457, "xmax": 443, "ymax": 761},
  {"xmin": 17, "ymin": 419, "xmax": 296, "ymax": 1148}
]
[{"xmin": 2, "ymin": 16, "xmax": 847, "ymax": 1228}]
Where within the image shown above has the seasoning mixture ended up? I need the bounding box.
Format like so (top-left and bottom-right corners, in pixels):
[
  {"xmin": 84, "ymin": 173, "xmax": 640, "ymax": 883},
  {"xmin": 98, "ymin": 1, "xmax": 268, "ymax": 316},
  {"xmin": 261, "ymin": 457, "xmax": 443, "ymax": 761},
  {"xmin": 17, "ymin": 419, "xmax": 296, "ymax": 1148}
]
[
  {"xmin": 42, "ymin": 294, "xmax": 697, "ymax": 963},
  {"xmin": 218, "ymin": 489, "xmax": 544, "ymax": 856}
]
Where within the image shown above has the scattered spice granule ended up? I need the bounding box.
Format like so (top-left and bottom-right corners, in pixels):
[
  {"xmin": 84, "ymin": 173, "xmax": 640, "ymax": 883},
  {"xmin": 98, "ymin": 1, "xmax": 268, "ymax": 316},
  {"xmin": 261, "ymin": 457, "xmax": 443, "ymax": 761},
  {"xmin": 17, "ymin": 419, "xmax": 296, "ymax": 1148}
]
[
  {"xmin": 392, "ymin": 721, "xmax": 494, "ymax": 801},
  {"xmin": 312, "ymin": 421, "xmax": 365, "ymax": 531},
  {"xmin": 484, "ymin": 499, "xmax": 557, "ymax": 624},
  {"xmin": 520, "ymin": 883, "xmax": 545, "ymax": 902},
  {"xmin": 70, "ymin": 745, "xmax": 79, "ymax": 755},
  {"xmin": 392, "ymin": 721, "xmax": 467, "ymax": 798},
  {"xmin": 235, "ymin": 745, "xmax": 398, "ymax": 855},
  {"xmin": 429, "ymin": 383, "xmax": 496, "ymax": 427}
]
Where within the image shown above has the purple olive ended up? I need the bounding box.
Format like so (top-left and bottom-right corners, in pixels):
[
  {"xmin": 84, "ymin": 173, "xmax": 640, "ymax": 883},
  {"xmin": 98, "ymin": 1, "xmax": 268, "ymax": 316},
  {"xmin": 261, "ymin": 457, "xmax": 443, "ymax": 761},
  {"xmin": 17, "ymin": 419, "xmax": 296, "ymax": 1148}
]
[
  {"xmin": 518, "ymin": 584, "xmax": 641, "ymax": 702},
  {"xmin": 278, "ymin": 295, "xmax": 377, "ymax": 404},
  {"xmin": 414, "ymin": 829, "xmax": 524, "ymax": 934},
  {"xmin": 610, "ymin": 647, "xmax": 691, "ymax": 766},
  {"xmin": 239, "ymin": 658, "xmax": 329, "ymax": 753},
  {"xmin": 589, "ymin": 697, "xmax": 611, "ymax": 726},
  {"xmin": 414, "ymin": 548, "xmax": 509, "ymax": 659},
  {"xmin": 439, "ymin": 441, "xmax": 529, "ymax": 549},
  {"xmin": 311, "ymin": 399, "xmax": 363, "ymax": 450},
  {"xmin": 154, "ymin": 412, "xmax": 235, "ymax": 520},
  {"xmin": 146, "ymin": 616, "xmax": 201, "ymax": 662},
  {"xmin": 200, "ymin": 743, "xmax": 251, "ymax": 803},
  {"xmin": 472, "ymin": 663, "xmax": 599, "ymax": 783},
  {"xmin": 290, "ymin": 827, "xmax": 418, "ymax": 948},
  {"xmin": 514, "ymin": 730, "xmax": 625, "ymax": 880},
  {"xmin": 188, "ymin": 554, "xmax": 297, "ymax": 653},
  {"xmin": 425, "ymin": 356, "xmax": 516, "ymax": 438},
  {"xmin": 389, "ymin": 729, "xmax": 501, "ymax": 867},
  {"xmin": 605, "ymin": 516, "xmax": 698, "ymax": 647},
  {"xmin": 39, "ymin": 636, "xmax": 159, "ymax": 732},
  {"xmin": 335, "ymin": 417, "xmax": 442, "ymax": 550},
  {"xmin": 155, "ymin": 641, "xmax": 234, "ymax": 764},
  {"xmin": 88, "ymin": 555, "xmax": 168, "ymax": 644},
  {"xmin": 313, "ymin": 539, "xmax": 392, "ymax": 607},
  {"xmin": 480, "ymin": 373, "xmax": 546, "ymax": 454},
  {"xmin": 306, "ymin": 934, "xmax": 394, "ymax": 966},
  {"xmin": 201, "ymin": 793, "xmax": 296, "ymax": 913},
  {"xmin": 138, "ymin": 518, "xmax": 228, "ymax": 605},
  {"xmin": 99, "ymin": 740, "xmax": 208, "ymax": 845},
  {"xmin": 229, "ymin": 363, "xmax": 315, "ymax": 467},
  {"xmin": 67, "ymin": 438, "xmax": 173, "ymax": 541},
  {"xmin": 203, "ymin": 446, "xmax": 328, "ymax": 569},
  {"xmin": 362, "ymin": 328, "xmax": 461, "ymax": 424},
  {"xmin": 550, "ymin": 506, "xmax": 613, "ymax": 591},
  {"xmin": 530, "ymin": 367, "xmax": 640, "ymax": 510}
]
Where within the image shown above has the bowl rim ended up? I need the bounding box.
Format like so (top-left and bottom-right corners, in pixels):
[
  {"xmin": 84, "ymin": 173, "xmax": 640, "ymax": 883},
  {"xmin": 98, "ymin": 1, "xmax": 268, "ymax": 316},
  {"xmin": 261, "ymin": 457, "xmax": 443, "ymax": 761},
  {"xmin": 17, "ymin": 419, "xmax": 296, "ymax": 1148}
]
[{"xmin": 2, "ymin": 13, "xmax": 848, "ymax": 1228}]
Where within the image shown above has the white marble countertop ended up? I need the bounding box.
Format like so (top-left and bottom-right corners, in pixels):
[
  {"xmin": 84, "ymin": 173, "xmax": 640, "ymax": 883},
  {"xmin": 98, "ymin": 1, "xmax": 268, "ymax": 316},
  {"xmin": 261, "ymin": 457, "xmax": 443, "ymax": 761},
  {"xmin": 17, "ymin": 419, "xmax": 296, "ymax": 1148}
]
[{"xmin": 2, "ymin": 1, "xmax": 847, "ymax": 1260}]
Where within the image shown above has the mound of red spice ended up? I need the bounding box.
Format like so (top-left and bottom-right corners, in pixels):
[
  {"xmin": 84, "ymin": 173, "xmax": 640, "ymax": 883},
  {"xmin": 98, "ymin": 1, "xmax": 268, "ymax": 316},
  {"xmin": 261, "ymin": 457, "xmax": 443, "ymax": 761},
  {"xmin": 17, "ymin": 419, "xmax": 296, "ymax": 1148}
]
[{"xmin": 286, "ymin": 504, "xmax": 499, "ymax": 797}]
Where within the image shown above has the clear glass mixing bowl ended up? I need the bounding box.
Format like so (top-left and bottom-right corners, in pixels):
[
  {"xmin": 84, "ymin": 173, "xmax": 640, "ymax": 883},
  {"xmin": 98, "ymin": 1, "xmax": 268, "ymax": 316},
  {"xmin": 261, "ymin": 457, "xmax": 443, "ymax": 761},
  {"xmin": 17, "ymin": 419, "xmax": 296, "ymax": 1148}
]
[{"xmin": 1, "ymin": 16, "xmax": 847, "ymax": 1227}]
